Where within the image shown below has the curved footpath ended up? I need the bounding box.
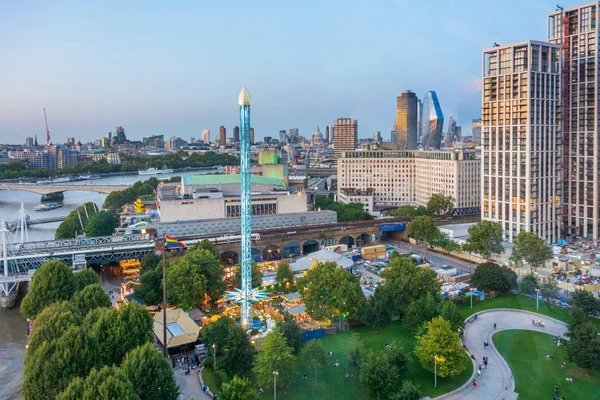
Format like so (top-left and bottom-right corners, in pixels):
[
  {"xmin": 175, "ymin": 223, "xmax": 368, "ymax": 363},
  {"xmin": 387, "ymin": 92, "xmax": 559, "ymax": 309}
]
[{"xmin": 435, "ymin": 309, "xmax": 568, "ymax": 400}]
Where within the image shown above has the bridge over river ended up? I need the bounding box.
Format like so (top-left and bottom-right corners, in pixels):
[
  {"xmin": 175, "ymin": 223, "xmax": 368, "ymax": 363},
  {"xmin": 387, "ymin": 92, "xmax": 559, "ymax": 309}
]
[{"xmin": 0, "ymin": 183, "xmax": 131, "ymax": 195}]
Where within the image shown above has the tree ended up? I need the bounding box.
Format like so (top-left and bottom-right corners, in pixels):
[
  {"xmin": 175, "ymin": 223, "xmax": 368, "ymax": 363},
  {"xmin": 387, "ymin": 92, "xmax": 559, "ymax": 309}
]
[
  {"xmin": 359, "ymin": 350, "xmax": 399, "ymax": 400},
  {"xmin": 276, "ymin": 262, "xmax": 294, "ymax": 284},
  {"xmin": 407, "ymin": 216, "xmax": 439, "ymax": 243},
  {"xmin": 55, "ymin": 202, "xmax": 98, "ymax": 239},
  {"xmin": 202, "ymin": 316, "xmax": 255, "ymax": 376},
  {"xmin": 360, "ymin": 288, "xmax": 392, "ymax": 330},
  {"xmin": 567, "ymin": 306, "xmax": 587, "ymax": 333},
  {"xmin": 347, "ymin": 333, "xmax": 364, "ymax": 370},
  {"xmin": 234, "ymin": 262, "xmax": 263, "ymax": 288},
  {"xmin": 91, "ymin": 303, "xmax": 153, "ymax": 366},
  {"xmin": 252, "ymin": 330, "xmax": 295, "ymax": 389},
  {"xmin": 84, "ymin": 211, "xmax": 118, "ymax": 237},
  {"xmin": 389, "ymin": 380, "xmax": 423, "ymax": 400},
  {"xmin": 134, "ymin": 267, "xmax": 163, "ymax": 305},
  {"xmin": 440, "ymin": 301, "xmax": 464, "ymax": 332},
  {"xmin": 426, "ymin": 193, "xmax": 455, "ymax": 215},
  {"xmin": 570, "ymin": 290, "xmax": 600, "ymax": 316},
  {"xmin": 566, "ymin": 321, "xmax": 600, "ymax": 371},
  {"xmin": 414, "ymin": 317, "xmax": 466, "ymax": 378},
  {"xmin": 297, "ymin": 261, "xmax": 366, "ymax": 322},
  {"xmin": 415, "ymin": 205, "xmax": 428, "ymax": 216},
  {"xmin": 219, "ymin": 376, "xmax": 260, "ymax": 400},
  {"xmin": 471, "ymin": 262, "xmax": 518, "ymax": 293},
  {"xmin": 23, "ymin": 325, "xmax": 101, "ymax": 400},
  {"xmin": 518, "ymin": 274, "xmax": 538, "ymax": 296},
  {"xmin": 183, "ymin": 245, "xmax": 226, "ymax": 304},
  {"xmin": 462, "ymin": 221, "xmax": 504, "ymax": 261},
  {"xmin": 73, "ymin": 268, "xmax": 101, "ymax": 291},
  {"xmin": 57, "ymin": 366, "xmax": 139, "ymax": 400},
  {"xmin": 405, "ymin": 292, "xmax": 441, "ymax": 333},
  {"xmin": 386, "ymin": 342, "xmax": 408, "ymax": 372},
  {"xmin": 540, "ymin": 279, "xmax": 560, "ymax": 299},
  {"xmin": 71, "ymin": 283, "xmax": 111, "ymax": 316},
  {"xmin": 121, "ymin": 343, "xmax": 179, "ymax": 400},
  {"xmin": 432, "ymin": 233, "xmax": 461, "ymax": 255},
  {"xmin": 510, "ymin": 231, "xmax": 553, "ymax": 273},
  {"xmin": 27, "ymin": 301, "xmax": 80, "ymax": 353},
  {"xmin": 301, "ymin": 339, "xmax": 327, "ymax": 384},
  {"xmin": 203, "ymin": 316, "xmax": 237, "ymax": 355},
  {"xmin": 167, "ymin": 257, "xmax": 207, "ymax": 308},
  {"xmin": 391, "ymin": 205, "xmax": 417, "ymax": 218},
  {"xmin": 141, "ymin": 253, "xmax": 161, "ymax": 274},
  {"xmin": 21, "ymin": 260, "xmax": 76, "ymax": 319},
  {"xmin": 276, "ymin": 314, "xmax": 303, "ymax": 355}
]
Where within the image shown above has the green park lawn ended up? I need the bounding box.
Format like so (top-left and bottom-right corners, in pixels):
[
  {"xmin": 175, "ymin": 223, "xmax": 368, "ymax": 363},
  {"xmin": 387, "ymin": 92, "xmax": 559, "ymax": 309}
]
[{"xmin": 493, "ymin": 330, "xmax": 600, "ymax": 400}]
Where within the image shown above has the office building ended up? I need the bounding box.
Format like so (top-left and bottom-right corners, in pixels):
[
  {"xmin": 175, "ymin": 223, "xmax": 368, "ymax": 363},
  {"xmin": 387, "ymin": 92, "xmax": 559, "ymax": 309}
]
[
  {"xmin": 421, "ymin": 91, "xmax": 444, "ymax": 149},
  {"xmin": 190, "ymin": 137, "xmax": 196, "ymax": 144},
  {"xmin": 165, "ymin": 136, "xmax": 187, "ymax": 151},
  {"xmin": 114, "ymin": 126, "xmax": 126, "ymax": 144},
  {"xmin": 233, "ymin": 126, "xmax": 240, "ymax": 142},
  {"xmin": 250, "ymin": 128, "xmax": 255, "ymax": 144},
  {"xmin": 289, "ymin": 128, "xmax": 299, "ymax": 136},
  {"xmin": 333, "ymin": 118, "xmax": 358, "ymax": 157},
  {"xmin": 57, "ymin": 146, "xmax": 78, "ymax": 169},
  {"xmin": 471, "ymin": 118, "xmax": 482, "ymax": 146},
  {"xmin": 219, "ymin": 126, "xmax": 226, "ymax": 145},
  {"xmin": 202, "ymin": 129, "xmax": 210, "ymax": 144},
  {"xmin": 390, "ymin": 130, "xmax": 398, "ymax": 143},
  {"xmin": 25, "ymin": 137, "xmax": 34, "ymax": 147},
  {"xmin": 325, "ymin": 125, "xmax": 334, "ymax": 143},
  {"xmin": 395, "ymin": 90, "xmax": 418, "ymax": 149},
  {"xmin": 28, "ymin": 150, "xmax": 55, "ymax": 170},
  {"xmin": 279, "ymin": 130, "xmax": 287, "ymax": 143},
  {"xmin": 143, "ymin": 135, "xmax": 164, "ymax": 147},
  {"xmin": 337, "ymin": 150, "xmax": 480, "ymax": 215},
  {"xmin": 482, "ymin": 40, "xmax": 561, "ymax": 243},
  {"xmin": 549, "ymin": 4, "xmax": 599, "ymax": 239},
  {"xmin": 417, "ymin": 98, "xmax": 423, "ymax": 144},
  {"xmin": 373, "ymin": 131, "xmax": 382, "ymax": 142}
]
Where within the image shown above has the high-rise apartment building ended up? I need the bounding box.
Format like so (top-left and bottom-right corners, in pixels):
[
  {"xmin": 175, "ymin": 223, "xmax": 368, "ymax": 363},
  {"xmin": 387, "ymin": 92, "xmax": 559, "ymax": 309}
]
[
  {"xmin": 233, "ymin": 126, "xmax": 240, "ymax": 142},
  {"xmin": 250, "ymin": 128, "xmax": 255, "ymax": 144},
  {"xmin": 333, "ymin": 118, "xmax": 358, "ymax": 157},
  {"xmin": 471, "ymin": 118, "xmax": 482, "ymax": 146},
  {"xmin": 395, "ymin": 90, "xmax": 418, "ymax": 149},
  {"xmin": 417, "ymin": 98, "xmax": 423, "ymax": 144},
  {"xmin": 326, "ymin": 126, "xmax": 334, "ymax": 144},
  {"xmin": 57, "ymin": 146, "xmax": 78, "ymax": 169},
  {"xmin": 390, "ymin": 130, "xmax": 398, "ymax": 143},
  {"xmin": 219, "ymin": 126, "xmax": 226, "ymax": 145},
  {"xmin": 482, "ymin": 40, "xmax": 561, "ymax": 243},
  {"xmin": 373, "ymin": 131, "xmax": 382, "ymax": 142},
  {"xmin": 25, "ymin": 137, "xmax": 34, "ymax": 147},
  {"xmin": 549, "ymin": 3, "xmax": 599, "ymax": 239},
  {"xmin": 202, "ymin": 129, "xmax": 210, "ymax": 144},
  {"xmin": 421, "ymin": 91, "xmax": 444, "ymax": 149}
]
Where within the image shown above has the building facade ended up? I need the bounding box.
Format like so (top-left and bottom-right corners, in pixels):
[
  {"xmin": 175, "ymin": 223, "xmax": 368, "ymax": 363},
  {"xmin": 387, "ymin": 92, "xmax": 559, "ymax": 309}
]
[
  {"xmin": 202, "ymin": 129, "xmax": 210, "ymax": 144},
  {"xmin": 471, "ymin": 118, "xmax": 482, "ymax": 146},
  {"xmin": 421, "ymin": 91, "xmax": 444, "ymax": 149},
  {"xmin": 233, "ymin": 126, "xmax": 240, "ymax": 142},
  {"xmin": 482, "ymin": 40, "xmax": 561, "ymax": 243},
  {"xmin": 219, "ymin": 126, "xmax": 226, "ymax": 144},
  {"xmin": 250, "ymin": 128, "xmax": 255, "ymax": 144},
  {"xmin": 333, "ymin": 118, "xmax": 358, "ymax": 157},
  {"xmin": 25, "ymin": 137, "xmax": 34, "ymax": 147},
  {"xmin": 395, "ymin": 90, "xmax": 418, "ymax": 149},
  {"xmin": 337, "ymin": 150, "xmax": 480, "ymax": 215}
]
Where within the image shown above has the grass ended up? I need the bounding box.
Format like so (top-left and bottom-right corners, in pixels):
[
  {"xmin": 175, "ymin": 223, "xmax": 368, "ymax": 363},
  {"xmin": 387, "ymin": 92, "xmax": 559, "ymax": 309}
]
[
  {"xmin": 458, "ymin": 294, "xmax": 600, "ymax": 331},
  {"xmin": 494, "ymin": 330, "xmax": 600, "ymax": 400},
  {"xmin": 202, "ymin": 367, "xmax": 221, "ymax": 394},
  {"xmin": 258, "ymin": 322, "xmax": 471, "ymax": 400}
]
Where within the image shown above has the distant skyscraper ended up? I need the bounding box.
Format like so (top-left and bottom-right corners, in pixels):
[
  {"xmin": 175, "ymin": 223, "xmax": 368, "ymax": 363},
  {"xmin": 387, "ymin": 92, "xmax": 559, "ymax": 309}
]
[
  {"xmin": 395, "ymin": 90, "xmax": 418, "ymax": 149},
  {"xmin": 289, "ymin": 128, "xmax": 299, "ymax": 136},
  {"xmin": 250, "ymin": 128, "xmax": 255, "ymax": 144},
  {"xmin": 325, "ymin": 125, "xmax": 334, "ymax": 144},
  {"xmin": 114, "ymin": 126, "xmax": 126, "ymax": 144},
  {"xmin": 420, "ymin": 91, "xmax": 444, "ymax": 149},
  {"xmin": 373, "ymin": 131, "xmax": 382, "ymax": 142},
  {"xmin": 390, "ymin": 130, "xmax": 398, "ymax": 143},
  {"xmin": 219, "ymin": 126, "xmax": 226, "ymax": 145},
  {"xmin": 233, "ymin": 126, "xmax": 240, "ymax": 142},
  {"xmin": 471, "ymin": 119, "xmax": 482, "ymax": 145},
  {"xmin": 417, "ymin": 98, "xmax": 423, "ymax": 144},
  {"xmin": 448, "ymin": 115, "xmax": 457, "ymax": 142},
  {"xmin": 202, "ymin": 129, "xmax": 210, "ymax": 144},
  {"xmin": 190, "ymin": 137, "xmax": 196, "ymax": 144},
  {"xmin": 25, "ymin": 137, "xmax": 34, "ymax": 147},
  {"xmin": 333, "ymin": 118, "xmax": 358, "ymax": 157},
  {"xmin": 279, "ymin": 130, "xmax": 286, "ymax": 143}
]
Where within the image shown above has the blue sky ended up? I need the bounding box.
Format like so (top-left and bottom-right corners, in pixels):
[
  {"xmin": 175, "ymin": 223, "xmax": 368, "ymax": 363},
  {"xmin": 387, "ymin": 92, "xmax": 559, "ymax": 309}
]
[{"xmin": 0, "ymin": 0, "xmax": 579, "ymax": 143}]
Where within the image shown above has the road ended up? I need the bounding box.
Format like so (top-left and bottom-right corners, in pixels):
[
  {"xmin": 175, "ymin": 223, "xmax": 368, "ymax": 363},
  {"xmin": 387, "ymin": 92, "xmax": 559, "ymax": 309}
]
[
  {"xmin": 435, "ymin": 309, "xmax": 567, "ymax": 400},
  {"xmin": 384, "ymin": 240, "xmax": 475, "ymax": 275}
]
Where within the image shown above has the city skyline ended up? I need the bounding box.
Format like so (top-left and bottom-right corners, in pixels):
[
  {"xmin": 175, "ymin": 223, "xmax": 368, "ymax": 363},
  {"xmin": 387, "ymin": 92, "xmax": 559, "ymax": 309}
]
[{"xmin": 0, "ymin": 1, "xmax": 583, "ymax": 143}]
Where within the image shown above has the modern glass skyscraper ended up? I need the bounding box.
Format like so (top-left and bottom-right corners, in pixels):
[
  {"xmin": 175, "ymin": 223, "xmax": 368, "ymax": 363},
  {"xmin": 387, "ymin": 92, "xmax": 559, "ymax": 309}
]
[
  {"xmin": 395, "ymin": 90, "xmax": 418, "ymax": 149},
  {"xmin": 471, "ymin": 118, "xmax": 482, "ymax": 146},
  {"xmin": 420, "ymin": 91, "xmax": 444, "ymax": 149}
]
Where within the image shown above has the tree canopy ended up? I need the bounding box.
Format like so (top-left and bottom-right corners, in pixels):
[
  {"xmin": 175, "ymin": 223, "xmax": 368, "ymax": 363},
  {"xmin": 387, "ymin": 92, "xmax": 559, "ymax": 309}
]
[
  {"xmin": 73, "ymin": 268, "xmax": 101, "ymax": 291},
  {"xmin": 276, "ymin": 262, "xmax": 294, "ymax": 284},
  {"xmin": 462, "ymin": 221, "xmax": 504, "ymax": 260},
  {"xmin": 57, "ymin": 366, "xmax": 139, "ymax": 400},
  {"xmin": 84, "ymin": 211, "xmax": 119, "ymax": 237},
  {"xmin": 21, "ymin": 260, "xmax": 76, "ymax": 319},
  {"xmin": 71, "ymin": 283, "xmax": 112, "ymax": 317},
  {"xmin": 301, "ymin": 339, "xmax": 327, "ymax": 384},
  {"xmin": 234, "ymin": 262, "xmax": 264, "ymax": 288},
  {"xmin": 389, "ymin": 380, "xmax": 423, "ymax": 400},
  {"xmin": 360, "ymin": 288, "xmax": 392, "ymax": 330},
  {"xmin": 134, "ymin": 266, "xmax": 163, "ymax": 305},
  {"xmin": 566, "ymin": 321, "xmax": 600, "ymax": 371},
  {"xmin": 276, "ymin": 314, "xmax": 303, "ymax": 355},
  {"xmin": 252, "ymin": 330, "xmax": 295, "ymax": 388},
  {"xmin": 359, "ymin": 350, "xmax": 400, "ymax": 399},
  {"xmin": 414, "ymin": 317, "xmax": 466, "ymax": 378},
  {"xmin": 166, "ymin": 256, "xmax": 207, "ymax": 309},
  {"xmin": 219, "ymin": 376, "xmax": 260, "ymax": 400},
  {"xmin": 391, "ymin": 205, "xmax": 417, "ymax": 218},
  {"xmin": 314, "ymin": 194, "xmax": 373, "ymax": 221},
  {"xmin": 471, "ymin": 262, "xmax": 518, "ymax": 293},
  {"xmin": 405, "ymin": 292, "xmax": 441, "ymax": 333},
  {"xmin": 510, "ymin": 231, "xmax": 553, "ymax": 273},
  {"xmin": 202, "ymin": 316, "xmax": 255, "ymax": 376},
  {"xmin": 407, "ymin": 216, "xmax": 439, "ymax": 242},
  {"xmin": 55, "ymin": 202, "xmax": 99, "ymax": 239},
  {"xmin": 426, "ymin": 193, "xmax": 455, "ymax": 215},
  {"xmin": 569, "ymin": 290, "xmax": 600, "ymax": 316}
]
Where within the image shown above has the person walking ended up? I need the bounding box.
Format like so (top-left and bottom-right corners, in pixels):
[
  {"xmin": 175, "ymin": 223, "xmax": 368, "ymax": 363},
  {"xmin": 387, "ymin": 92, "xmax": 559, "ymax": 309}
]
[
  {"xmin": 504, "ymin": 383, "xmax": 508, "ymax": 393},
  {"xmin": 477, "ymin": 367, "xmax": 481, "ymax": 376},
  {"xmin": 493, "ymin": 322, "xmax": 497, "ymax": 330}
]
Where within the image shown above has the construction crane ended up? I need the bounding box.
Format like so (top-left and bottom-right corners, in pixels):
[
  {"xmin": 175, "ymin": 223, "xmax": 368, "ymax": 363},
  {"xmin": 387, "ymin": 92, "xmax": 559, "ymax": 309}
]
[{"xmin": 43, "ymin": 106, "xmax": 51, "ymax": 147}]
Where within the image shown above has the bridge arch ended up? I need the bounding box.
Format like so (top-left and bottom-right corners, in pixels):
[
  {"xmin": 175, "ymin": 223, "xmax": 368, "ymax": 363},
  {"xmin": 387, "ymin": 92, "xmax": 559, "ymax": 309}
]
[
  {"xmin": 221, "ymin": 251, "xmax": 239, "ymax": 266},
  {"xmin": 251, "ymin": 248, "xmax": 262, "ymax": 263},
  {"xmin": 339, "ymin": 236, "xmax": 354, "ymax": 248},
  {"xmin": 356, "ymin": 233, "xmax": 371, "ymax": 247},
  {"xmin": 302, "ymin": 239, "xmax": 320, "ymax": 255},
  {"xmin": 321, "ymin": 237, "xmax": 335, "ymax": 247},
  {"xmin": 0, "ymin": 183, "xmax": 130, "ymax": 195},
  {"xmin": 263, "ymin": 245, "xmax": 281, "ymax": 261},
  {"xmin": 282, "ymin": 242, "xmax": 301, "ymax": 258}
]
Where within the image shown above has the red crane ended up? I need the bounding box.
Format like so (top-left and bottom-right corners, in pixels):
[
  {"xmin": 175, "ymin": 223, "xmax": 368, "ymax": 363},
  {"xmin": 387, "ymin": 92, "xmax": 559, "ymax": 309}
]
[{"xmin": 43, "ymin": 106, "xmax": 51, "ymax": 147}]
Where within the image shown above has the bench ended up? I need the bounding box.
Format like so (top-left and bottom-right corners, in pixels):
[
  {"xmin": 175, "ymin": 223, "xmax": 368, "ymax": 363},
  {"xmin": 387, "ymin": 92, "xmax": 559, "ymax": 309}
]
[{"xmin": 467, "ymin": 316, "xmax": 477, "ymax": 323}]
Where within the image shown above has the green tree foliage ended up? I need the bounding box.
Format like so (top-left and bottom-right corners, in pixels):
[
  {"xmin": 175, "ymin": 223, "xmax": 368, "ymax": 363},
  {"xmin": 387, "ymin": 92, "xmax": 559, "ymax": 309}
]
[
  {"xmin": 540, "ymin": 279, "xmax": 560, "ymax": 299},
  {"xmin": 391, "ymin": 205, "xmax": 417, "ymax": 218},
  {"xmin": 91, "ymin": 303, "xmax": 153, "ymax": 366},
  {"xmin": 567, "ymin": 306, "xmax": 587, "ymax": 333},
  {"xmin": 134, "ymin": 267, "xmax": 163, "ymax": 305},
  {"xmin": 276, "ymin": 314, "xmax": 303, "ymax": 355},
  {"xmin": 405, "ymin": 292, "xmax": 441, "ymax": 333},
  {"xmin": 183, "ymin": 243, "xmax": 225, "ymax": 303},
  {"xmin": 462, "ymin": 221, "xmax": 504, "ymax": 260},
  {"xmin": 379, "ymin": 256, "xmax": 440, "ymax": 317},
  {"xmin": 167, "ymin": 257, "xmax": 207, "ymax": 308},
  {"xmin": 431, "ymin": 232, "xmax": 461, "ymax": 255},
  {"xmin": 407, "ymin": 216, "xmax": 439, "ymax": 242},
  {"xmin": 566, "ymin": 321, "xmax": 600, "ymax": 371},
  {"xmin": 471, "ymin": 262, "xmax": 518, "ymax": 293},
  {"xmin": 57, "ymin": 366, "xmax": 139, "ymax": 400},
  {"xmin": 219, "ymin": 376, "xmax": 260, "ymax": 400},
  {"xmin": 314, "ymin": 194, "xmax": 373, "ymax": 222},
  {"xmin": 103, "ymin": 179, "xmax": 160, "ymax": 212},
  {"xmin": 426, "ymin": 193, "xmax": 455, "ymax": 215},
  {"xmin": 55, "ymin": 202, "xmax": 99, "ymax": 239},
  {"xmin": 389, "ymin": 380, "xmax": 423, "ymax": 400},
  {"xmin": 71, "ymin": 283, "xmax": 111, "ymax": 317},
  {"xmin": 386, "ymin": 342, "xmax": 409, "ymax": 372},
  {"xmin": 202, "ymin": 316, "xmax": 255, "ymax": 376},
  {"xmin": 21, "ymin": 260, "xmax": 76, "ymax": 319},
  {"xmin": 518, "ymin": 274, "xmax": 538, "ymax": 296},
  {"xmin": 347, "ymin": 333, "xmax": 364, "ymax": 370},
  {"xmin": 301, "ymin": 339, "xmax": 327, "ymax": 384},
  {"xmin": 23, "ymin": 325, "xmax": 101, "ymax": 400},
  {"xmin": 414, "ymin": 317, "xmax": 466, "ymax": 378},
  {"xmin": 84, "ymin": 210, "xmax": 119, "ymax": 237},
  {"xmin": 276, "ymin": 261, "xmax": 294, "ymax": 284},
  {"xmin": 73, "ymin": 268, "xmax": 101, "ymax": 291},
  {"xmin": 121, "ymin": 343, "xmax": 179, "ymax": 400},
  {"xmin": 252, "ymin": 330, "xmax": 295, "ymax": 388},
  {"xmin": 439, "ymin": 301, "xmax": 465, "ymax": 332},
  {"xmin": 27, "ymin": 301, "xmax": 80, "ymax": 353},
  {"xmin": 510, "ymin": 231, "xmax": 553, "ymax": 273},
  {"xmin": 415, "ymin": 205, "xmax": 428, "ymax": 216},
  {"xmin": 570, "ymin": 290, "xmax": 600, "ymax": 316},
  {"xmin": 140, "ymin": 253, "xmax": 161, "ymax": 274},
  {"xmin": 360, "ymin": 288, "xmax": 392, "ymax": 330},
  {"xmin": 297, "ymin": 261, "xmax": 366, "ymax": 322},
  {"xmin": 359, "ymin": 350, "xmax": 399, "ymax": 399},
  {"xmin": 234, "ymin": 262, "xmax": 263, "ymax": 288}
]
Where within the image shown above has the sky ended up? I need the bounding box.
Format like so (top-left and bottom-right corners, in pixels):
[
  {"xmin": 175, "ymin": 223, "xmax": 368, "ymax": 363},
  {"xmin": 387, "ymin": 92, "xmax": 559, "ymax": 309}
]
[{"xmin": 0, "ymin": 0, "xmax": 582, "ymax": 143}]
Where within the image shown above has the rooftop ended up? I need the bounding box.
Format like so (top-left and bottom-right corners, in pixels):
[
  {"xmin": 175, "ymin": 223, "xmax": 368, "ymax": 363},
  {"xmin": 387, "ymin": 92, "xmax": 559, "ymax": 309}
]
[{"xmin": 183, "ymin": 174, "xmax": 285, "ymax": 188}]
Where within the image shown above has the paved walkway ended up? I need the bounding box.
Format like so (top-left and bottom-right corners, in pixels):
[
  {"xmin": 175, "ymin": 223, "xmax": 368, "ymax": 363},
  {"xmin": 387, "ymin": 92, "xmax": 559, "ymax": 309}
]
[{"xmin": 435, "ymin": 309, "xmax": 568, "ymax": 400}]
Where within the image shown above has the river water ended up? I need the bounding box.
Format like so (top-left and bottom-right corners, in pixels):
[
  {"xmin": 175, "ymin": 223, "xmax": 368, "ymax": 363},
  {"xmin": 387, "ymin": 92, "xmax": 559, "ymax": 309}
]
[{"xmin": 0, "ymin": 168, "xmax": 215, "ymax": 400}]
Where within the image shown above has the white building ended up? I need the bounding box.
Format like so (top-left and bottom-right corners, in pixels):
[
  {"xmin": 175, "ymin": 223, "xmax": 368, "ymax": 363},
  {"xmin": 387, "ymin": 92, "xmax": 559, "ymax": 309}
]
[
  {"xmin": 202, "ymin": 129, "xmax": 210, "ymax": 144},
  {"xmin": 482, "ymin": 40, "xmax": 561, "ymax": 243}
]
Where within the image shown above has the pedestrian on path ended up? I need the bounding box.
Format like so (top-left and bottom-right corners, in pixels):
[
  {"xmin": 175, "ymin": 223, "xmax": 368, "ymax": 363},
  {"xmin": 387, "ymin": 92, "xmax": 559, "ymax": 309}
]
[
  {"xmin": 477, "ymin": 367, "xmax": 481, "ymax": 376},
  {"xmin": 504, "ymin": 383, "xmax": 508, "ymax": 393},
  {"xmin": 493, "ymin": 322, "xmax": 497, "ymax": 330}
]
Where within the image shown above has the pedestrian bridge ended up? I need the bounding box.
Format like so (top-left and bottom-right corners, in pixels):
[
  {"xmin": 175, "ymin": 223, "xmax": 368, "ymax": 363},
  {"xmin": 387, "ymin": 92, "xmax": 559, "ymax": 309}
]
[{"xmin": 0, "ymin": 183, "xmax": 131, "ymax": 195}]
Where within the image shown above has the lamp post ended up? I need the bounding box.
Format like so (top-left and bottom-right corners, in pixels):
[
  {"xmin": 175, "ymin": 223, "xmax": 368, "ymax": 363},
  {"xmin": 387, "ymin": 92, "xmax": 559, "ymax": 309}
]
[
  {"xmin": 273, "ymin": 370, "xmax": 278, "ymax": 400},
  {"xmin": 434, "ymin": 355, "xmax": 438, "ymax": 388},
  {"xmin": 212, "ymin": 344, "xmax": 216, "ymax": 370},
  {"xmin": 535, "ymin": 288, "xmax": 540, "ymax": 311},
  {"xmin": 470, "ymin": 288, "xmax": 475, "ymax": 310}
]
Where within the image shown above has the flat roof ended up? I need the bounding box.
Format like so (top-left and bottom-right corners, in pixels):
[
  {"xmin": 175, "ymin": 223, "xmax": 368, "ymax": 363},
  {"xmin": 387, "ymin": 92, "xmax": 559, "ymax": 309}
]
[{"xmin": 183, "ymin": 174, "xmax": 285, "ymax": 187}]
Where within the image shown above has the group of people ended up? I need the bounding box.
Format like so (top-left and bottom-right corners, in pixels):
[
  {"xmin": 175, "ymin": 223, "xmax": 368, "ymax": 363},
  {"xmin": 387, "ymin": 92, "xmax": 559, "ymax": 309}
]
[{"xmin": 531, "ymin": 318, "xmax": 545, "ymax": 327}]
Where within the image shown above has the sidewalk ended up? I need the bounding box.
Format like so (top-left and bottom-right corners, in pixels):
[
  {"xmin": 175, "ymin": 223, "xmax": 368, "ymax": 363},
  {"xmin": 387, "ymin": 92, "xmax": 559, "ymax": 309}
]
[{"xmin": 435, "ymin": 309, "xmax": 568, "ymax": 400}]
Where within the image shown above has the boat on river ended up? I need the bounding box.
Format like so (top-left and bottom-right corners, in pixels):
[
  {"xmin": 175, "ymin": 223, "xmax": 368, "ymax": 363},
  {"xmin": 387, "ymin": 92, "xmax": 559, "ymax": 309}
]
[{"xmin": 34, "ymin": 203, "xmax": 63, "ymax": 211}]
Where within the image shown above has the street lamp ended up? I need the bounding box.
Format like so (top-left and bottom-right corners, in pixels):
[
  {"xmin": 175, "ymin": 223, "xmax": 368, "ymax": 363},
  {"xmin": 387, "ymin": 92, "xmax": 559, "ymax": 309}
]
[
  {"xmin": 470, "ymin": 288, "xmax": 475, "ymax": 310},
  {"xmin": 273, "ymin": 370, "xmax": 279, "ymax": 400},
  {"xmin": 212, "ymin": 344, "xmax": 216, "ymax": 370},
  {"xmin": 434, "ymin": 355, "xmax": 438, "ymax": 388},
  {"xmin": 535, "ymin": 288, "xmax": 540, "ymax": 311}
]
